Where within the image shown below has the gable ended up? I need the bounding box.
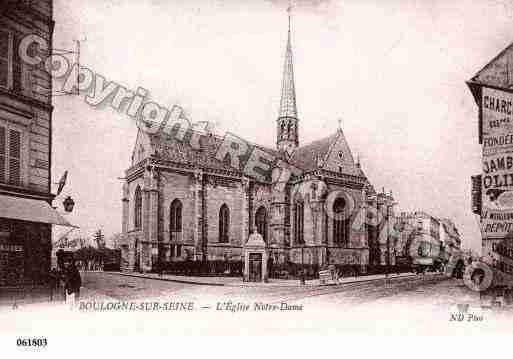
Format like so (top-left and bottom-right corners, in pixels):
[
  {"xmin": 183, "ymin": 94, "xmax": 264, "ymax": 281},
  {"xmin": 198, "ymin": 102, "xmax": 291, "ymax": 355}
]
[
  {"xmin": 289, "ymin": 134, "xmax": 335, "ymax": 171},
  {"xmin": 131, "ymin": 128, "xmax": 152, "ymax": 166},
  {"xmin": 321, "ymin": 130, "xmax": 359, "ymax": 176},
  {"xmin": 472, "ymin": 42, "xmax": 513, "ymax": 88}
]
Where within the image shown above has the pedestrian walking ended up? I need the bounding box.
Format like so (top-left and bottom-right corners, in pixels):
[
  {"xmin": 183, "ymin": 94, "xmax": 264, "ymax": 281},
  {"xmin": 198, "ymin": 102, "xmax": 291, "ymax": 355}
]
[
  {"xmin": 63, "ymin": 259, "xmax": 82, "ymax": 308},
  {"xmin": 158, "ymin": 261, "xmax": 163, "ymax": 278}
]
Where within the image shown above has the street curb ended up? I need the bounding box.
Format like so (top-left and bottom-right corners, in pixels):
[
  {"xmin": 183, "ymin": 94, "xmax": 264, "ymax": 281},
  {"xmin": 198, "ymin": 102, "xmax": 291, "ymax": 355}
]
[
  {"xmin": 98, "ymin": 271, "xmax": 445, "ymax": 288},
  {"xmin": 102, "ymin": 271, "xmax": 320, "ymax": 287},
  {"xmin": 100, "ymin": 271, "xmax": 226, "ymax": 286}
]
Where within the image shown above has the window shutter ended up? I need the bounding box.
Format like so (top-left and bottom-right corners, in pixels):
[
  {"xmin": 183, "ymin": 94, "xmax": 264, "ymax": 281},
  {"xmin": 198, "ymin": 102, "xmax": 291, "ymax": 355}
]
[
  {"xmin": 0, "ymin": 32, "xmax": 9, "ymax": 88},
  {"xmin": 471, "ymin": 175, "xmax": 482, "ymax": 215},
  {"xmin": 12, "ymin": 35, "xmax": 22, "ymax": 93},
  {"xmin": 0, "ymin": 126, "xmax": 5, "ymax": 182},
  {"xmin": 8, "ymin": 129, "xmax": 21, "ymax": 185}
]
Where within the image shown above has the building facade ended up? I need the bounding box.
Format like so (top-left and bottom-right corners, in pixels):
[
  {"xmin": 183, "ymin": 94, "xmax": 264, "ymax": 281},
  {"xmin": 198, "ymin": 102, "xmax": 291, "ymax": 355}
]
[
  {"xmin": 439, "ymin": 218, "xmax": 461, "ymax": 258},
  {"xmin": 394, "ymin": 211, "xmax": 462, "ymax": 268},
  {"xmin": 0, "ymin": 0, "xmax": 69, "ymax": 286},
  {"xmin": 120, "ymin": 13, "xmax": 396, "ymax": 274},
  {"xmin": 468, "ymin": 41, "xmax": 513, "ymax": 260}
]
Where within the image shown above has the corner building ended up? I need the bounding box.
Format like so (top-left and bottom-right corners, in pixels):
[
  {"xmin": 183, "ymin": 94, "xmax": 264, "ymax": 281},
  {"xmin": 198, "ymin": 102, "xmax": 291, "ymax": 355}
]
[
  {"xmin": 0, "ymin": 1, "xmax": 71, "ymax": 286},
  {"xmin": 120, "ymin": 14, "xmax": 393, "ymax": 274}
]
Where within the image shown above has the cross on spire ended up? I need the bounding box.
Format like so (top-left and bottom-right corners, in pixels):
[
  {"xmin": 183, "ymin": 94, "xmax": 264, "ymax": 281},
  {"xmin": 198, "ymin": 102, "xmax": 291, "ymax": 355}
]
[
  {"xmin": 278, "ymin": 0, "xmax": 297, "ymax": 121},
  {"xmin": 287, "ymin": 0, "xmax": 292, "ymax": 34}
]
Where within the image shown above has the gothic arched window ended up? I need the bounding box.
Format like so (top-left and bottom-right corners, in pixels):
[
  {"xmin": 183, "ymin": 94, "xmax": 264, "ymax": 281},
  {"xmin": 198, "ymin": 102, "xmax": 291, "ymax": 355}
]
[
  {"xmin": 255, "ymin": 206, "xmax": 268, "ymax": 243},
  {"xmin": 294, "ymin": 198, "xmax": 304, "ymax": 245},
  {"xmin": 170, "ymin": 199, "xmax": 182, "ymax": 241},
  {"xmin": 134, "ymin": 186, "xmax": 142, "ymax": 230},
  {"xmin": 219, "ymin": 204, "xmax": 230, "ymax": 243},
  {"xmin": 333, "ymin": 197, "xmax": 349, "ymax": 246}
]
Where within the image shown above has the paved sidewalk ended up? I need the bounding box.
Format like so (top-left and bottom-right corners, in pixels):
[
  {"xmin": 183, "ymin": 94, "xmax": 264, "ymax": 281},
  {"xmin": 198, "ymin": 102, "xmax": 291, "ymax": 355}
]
[
  {"xmin": 103, "ymin": 270, "xmax": 426, "ymax": 287},
  {"xmin": 0, "ymin": 285, "xmax": 114, "ymax": 311}
]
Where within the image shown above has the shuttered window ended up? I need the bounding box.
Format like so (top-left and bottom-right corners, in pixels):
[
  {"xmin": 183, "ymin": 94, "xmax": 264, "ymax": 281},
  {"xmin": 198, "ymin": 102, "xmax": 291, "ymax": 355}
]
[
  {"xmin": 0, "ymin": 126, "xmax": 22, "ymax": 185},
  {"xmin": 0, "ymin": 30, "xmax": 24, "ymax": 92},
  {"xmin": 9, "ymin": 129, "xmax": 21, "ymax": 185},
  {"xmin": 0, "ymin": 31, "xmax": 9, "ymax": 88},
  {"xmin": 12, "ymin": 35, "xmax": 22, "ymax": 93},
  {"xmin": 0, "ymin": 127, "xmax": 5, "ymax": 182}
]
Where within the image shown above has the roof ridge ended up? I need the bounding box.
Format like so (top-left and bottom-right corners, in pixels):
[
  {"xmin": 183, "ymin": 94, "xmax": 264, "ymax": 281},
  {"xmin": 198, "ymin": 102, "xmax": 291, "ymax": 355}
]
[
  {"xmin": 471, "ymin": 41, "xmax": 513, "ymax": 83},
  {"xmin": 150, "ymin": 127, "xmax": 280, "ymax": 158}
]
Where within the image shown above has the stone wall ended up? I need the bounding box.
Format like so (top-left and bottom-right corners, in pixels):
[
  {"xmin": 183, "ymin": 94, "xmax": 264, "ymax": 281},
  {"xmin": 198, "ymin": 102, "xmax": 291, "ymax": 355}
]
[
  {"xmin": 204, "ymin": 177, "xmax": 244, "ymax": 246},
  {"xmin": 160, "ymin": 171, "xmax": 195, "ymax": 244}
]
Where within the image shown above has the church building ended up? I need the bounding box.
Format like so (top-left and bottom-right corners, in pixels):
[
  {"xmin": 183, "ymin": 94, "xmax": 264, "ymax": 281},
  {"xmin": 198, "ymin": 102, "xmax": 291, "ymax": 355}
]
[{"xmin": 119, "ymin": 12, "xmax": 395, "ymax": 275}]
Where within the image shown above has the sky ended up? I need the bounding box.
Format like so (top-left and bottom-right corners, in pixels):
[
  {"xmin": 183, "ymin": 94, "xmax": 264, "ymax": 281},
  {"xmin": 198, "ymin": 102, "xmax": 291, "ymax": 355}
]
[{"xmin": 49, "ymin": 0, "xmax": 513, "ymax": 251}]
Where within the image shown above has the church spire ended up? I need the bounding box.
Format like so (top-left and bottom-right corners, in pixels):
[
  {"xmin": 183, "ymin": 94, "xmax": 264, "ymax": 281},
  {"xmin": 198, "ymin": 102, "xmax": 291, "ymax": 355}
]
[{"xmin": 277, "ymin": 2, "xmax": 299, "ymax": 155}]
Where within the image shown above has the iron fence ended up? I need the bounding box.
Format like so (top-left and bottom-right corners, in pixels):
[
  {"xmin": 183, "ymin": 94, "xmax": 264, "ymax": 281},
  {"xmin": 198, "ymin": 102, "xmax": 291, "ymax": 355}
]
[{"xmin": 157, "ymin": 260, "xmax": 243, "ymax": 277}]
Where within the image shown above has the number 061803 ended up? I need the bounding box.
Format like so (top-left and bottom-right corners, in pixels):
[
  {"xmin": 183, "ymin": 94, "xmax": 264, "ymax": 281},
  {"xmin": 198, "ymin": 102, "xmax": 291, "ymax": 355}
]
[{"xmin": 16, "ymin": 338, "xmax": 47, "ymax": 347}]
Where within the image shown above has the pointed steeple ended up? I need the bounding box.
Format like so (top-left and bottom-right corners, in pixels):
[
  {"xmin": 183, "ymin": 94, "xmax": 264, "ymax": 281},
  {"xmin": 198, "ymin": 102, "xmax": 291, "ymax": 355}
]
[
  {"xmin": 279, "ymin": 7, "xmax": 298, "ymax": 120},
  {"xmin": 277, "ymin": 2, "xmax": 299, "ymax": 155}
]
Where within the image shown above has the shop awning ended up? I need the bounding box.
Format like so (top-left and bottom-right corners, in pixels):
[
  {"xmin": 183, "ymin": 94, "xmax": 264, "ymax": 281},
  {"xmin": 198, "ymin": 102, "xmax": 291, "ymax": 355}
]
[{"xmin": 0, "ymin": 194, "xmax": 77, "ymax": 227}]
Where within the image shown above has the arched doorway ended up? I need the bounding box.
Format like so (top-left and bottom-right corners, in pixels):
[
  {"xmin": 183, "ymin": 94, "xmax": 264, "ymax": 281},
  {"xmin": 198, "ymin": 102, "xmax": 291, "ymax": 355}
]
[{"xmin": 255, "ymin": 206, "xmax": 268, "ymax": 243}]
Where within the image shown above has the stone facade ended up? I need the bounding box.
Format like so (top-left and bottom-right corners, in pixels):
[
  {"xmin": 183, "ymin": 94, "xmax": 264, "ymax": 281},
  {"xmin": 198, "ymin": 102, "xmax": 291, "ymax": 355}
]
[
  {"xmin": 119, "ymin": 127, "xmax": 393, "ymax": 273},
  {"xmin": 394, "ymin": 211, "xmax": 462, "ymax": 267},
  {"xmin": 439, "ymin": 218, "xmax": 462, "ymax": 258},
  {"xmin": 0, "ymin": 0, "xmax": 55, "ymax": 285},
  {"xmin": 119, "ymin": 12, "xmax": 395, "ymax": 274}
]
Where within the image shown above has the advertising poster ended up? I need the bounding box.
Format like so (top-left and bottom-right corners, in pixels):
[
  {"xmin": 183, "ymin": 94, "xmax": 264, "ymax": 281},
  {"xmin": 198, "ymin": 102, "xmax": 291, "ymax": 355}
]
[{"xmin": 482, "ymin": 87, "xmax": 513, "ymax": 239}]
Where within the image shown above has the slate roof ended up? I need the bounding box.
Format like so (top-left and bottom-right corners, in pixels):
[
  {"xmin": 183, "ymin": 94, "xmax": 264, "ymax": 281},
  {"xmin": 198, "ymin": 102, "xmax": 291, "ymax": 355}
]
[
  {"xmin": 148, "ymin": 130, "xmax": 282, "ymax": 177},
  {"xmin": 289, "ymin": 129, "xmax": 367, "ymax": 178},
  {"xmin": 289, "ymin": 132, "xmax": 338, "ymax": 171},
  {"xmin": 144, "ymin": 127, "xmax": 370, "ymax": 184}
]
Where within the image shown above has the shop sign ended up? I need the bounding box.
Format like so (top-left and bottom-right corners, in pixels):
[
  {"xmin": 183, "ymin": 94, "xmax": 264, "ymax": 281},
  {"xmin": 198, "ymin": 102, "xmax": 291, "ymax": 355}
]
[
  {"xmin": 0, "ymin": 244, "xmax": 23, "ymax": 252},
  {"xmin": 481, "ymin": 87, "xmax": 513, "ymax": 239}
]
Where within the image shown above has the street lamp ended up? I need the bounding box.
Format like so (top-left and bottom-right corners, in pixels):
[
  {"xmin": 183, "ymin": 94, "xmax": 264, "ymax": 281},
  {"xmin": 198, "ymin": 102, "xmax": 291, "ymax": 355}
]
[{"xmin": 62, "ymin": 196, "xmax": 75, "ymax": 213}]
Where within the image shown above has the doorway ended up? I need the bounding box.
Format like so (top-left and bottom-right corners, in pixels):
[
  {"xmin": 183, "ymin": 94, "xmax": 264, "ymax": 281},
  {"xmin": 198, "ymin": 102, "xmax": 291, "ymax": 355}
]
[{"xmin": 248, "ymin": 253, "xmax": 262, "ymax": 282}]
